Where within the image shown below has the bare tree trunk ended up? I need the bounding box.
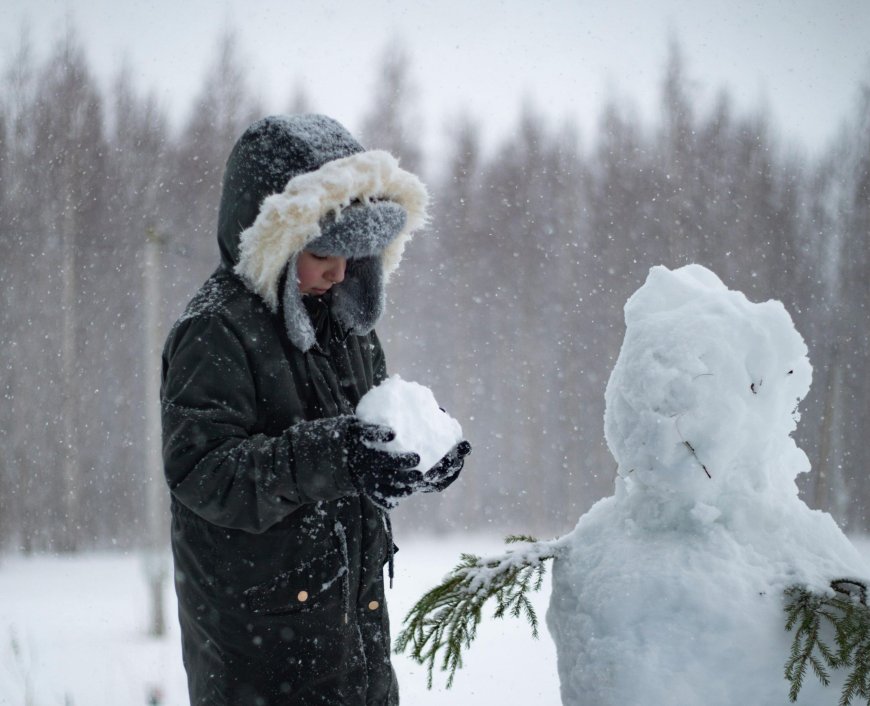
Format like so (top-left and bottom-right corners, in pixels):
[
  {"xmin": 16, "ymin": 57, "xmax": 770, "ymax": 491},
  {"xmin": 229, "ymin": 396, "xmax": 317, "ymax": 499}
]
[
  {"xmin": 143, "ymin": 227, "xmax": 169, "ymax": 636},
  {"xmin": 58, "ymin": 193, "xmax": 79, "ymax": 553},
  {"xmin": 815, "ymin": 345, "xmax": 845, "ymax": 521}
]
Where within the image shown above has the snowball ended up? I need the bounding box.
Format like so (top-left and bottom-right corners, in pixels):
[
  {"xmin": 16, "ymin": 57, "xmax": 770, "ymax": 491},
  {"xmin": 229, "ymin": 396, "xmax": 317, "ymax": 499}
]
[
  {"xmin": 546, "ymin": 265, "xmax": 870, "ymax": 706},
  {"xmin": 356, "ymin": 375, "xmax": 463, "ymax": 471}
]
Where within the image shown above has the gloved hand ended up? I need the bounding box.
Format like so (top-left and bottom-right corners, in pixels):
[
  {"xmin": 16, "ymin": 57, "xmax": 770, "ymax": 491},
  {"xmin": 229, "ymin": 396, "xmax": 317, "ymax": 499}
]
[
  {"xmin": 422, "ymin": 440, "xmax": 471, "ymax": 493},
  {"xmin": 347, "ymin": 421, "xmax": 424, "ymax": 510}
]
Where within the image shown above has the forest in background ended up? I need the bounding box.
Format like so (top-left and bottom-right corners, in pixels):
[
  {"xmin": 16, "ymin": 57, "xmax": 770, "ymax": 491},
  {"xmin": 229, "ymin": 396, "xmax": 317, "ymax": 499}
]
[{"xmin": 0, "ymin": 28, "xmax": 867, "ymax": 552}]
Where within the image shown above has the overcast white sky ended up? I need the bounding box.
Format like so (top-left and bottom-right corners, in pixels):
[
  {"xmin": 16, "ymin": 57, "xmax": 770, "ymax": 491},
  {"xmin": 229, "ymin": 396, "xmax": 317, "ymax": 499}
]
[{"xmin": 2, "ymin": 0, "xmax": 869, "ymax": 162}]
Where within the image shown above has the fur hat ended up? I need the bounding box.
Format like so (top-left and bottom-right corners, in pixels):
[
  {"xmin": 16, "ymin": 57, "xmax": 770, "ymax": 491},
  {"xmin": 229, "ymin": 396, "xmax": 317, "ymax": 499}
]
[{"xmin": 225, "ymin": 116, "xmax": 429, "ymax": 351}]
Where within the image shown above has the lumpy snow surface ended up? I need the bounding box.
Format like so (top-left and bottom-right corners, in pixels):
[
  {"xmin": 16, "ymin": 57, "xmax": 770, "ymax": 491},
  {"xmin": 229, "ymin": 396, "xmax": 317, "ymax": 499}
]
[
  {"xmin": 546, "ymin": 265, "xmax": 870, "ymax": 706},
  {"xmin": 356, "ymin": 375, "xmax": 462, "ymax": 471}
]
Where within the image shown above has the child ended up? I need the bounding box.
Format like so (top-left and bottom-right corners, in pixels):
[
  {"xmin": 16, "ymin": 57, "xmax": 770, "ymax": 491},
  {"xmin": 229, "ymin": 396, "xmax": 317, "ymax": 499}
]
[{"xmin": 161, "ymin": 114, "xmax": 470, "ymax": 705}]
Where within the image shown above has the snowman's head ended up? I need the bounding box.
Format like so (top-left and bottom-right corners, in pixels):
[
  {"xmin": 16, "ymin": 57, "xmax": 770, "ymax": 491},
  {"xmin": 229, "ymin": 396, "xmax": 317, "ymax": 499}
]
[{"xmin": 604, "ymin": 265, "xmax": 812, "ymax": 503}]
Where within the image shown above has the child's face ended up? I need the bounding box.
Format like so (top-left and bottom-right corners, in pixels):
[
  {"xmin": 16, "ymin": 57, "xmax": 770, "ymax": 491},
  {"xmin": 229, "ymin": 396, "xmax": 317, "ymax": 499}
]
[{"xmin": 296, "ymin": 251, "xmax": 347, "ymax": 295}]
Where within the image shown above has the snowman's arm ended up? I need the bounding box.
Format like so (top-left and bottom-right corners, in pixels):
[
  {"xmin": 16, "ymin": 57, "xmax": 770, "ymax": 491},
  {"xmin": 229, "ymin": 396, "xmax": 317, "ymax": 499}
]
[
  {"xmin": 783, "ymin": 578, "xmax": 870, "ymax": 704},
  {"xmin": 395, "ymin": 535, "xmax": 564, "ymax": 689}
]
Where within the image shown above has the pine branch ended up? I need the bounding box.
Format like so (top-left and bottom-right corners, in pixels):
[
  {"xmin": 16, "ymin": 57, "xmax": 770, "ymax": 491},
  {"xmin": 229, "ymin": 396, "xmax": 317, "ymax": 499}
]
[
  {"xmin": 394, "ymin": 535, "xmax": 561, "ymax": 689},
  {"xmin": 784, "ymin": 579, "xmax": 870, "ymax": 705}
]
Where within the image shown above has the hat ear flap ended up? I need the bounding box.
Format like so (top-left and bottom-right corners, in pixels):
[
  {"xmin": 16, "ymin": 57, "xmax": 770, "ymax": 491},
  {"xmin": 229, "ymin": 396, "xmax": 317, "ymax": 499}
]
[
  {"xmin": 281, "ymin": 255, "xmax": 317, "ymax": 351},
  {"xmin": 332, "ymin": 256, "xmax": 384, "ymax": 335}
]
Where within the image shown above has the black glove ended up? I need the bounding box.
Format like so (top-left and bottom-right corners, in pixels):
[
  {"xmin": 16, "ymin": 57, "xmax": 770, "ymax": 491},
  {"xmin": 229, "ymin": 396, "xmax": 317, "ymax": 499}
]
[
  {"xmin": 422, "ymin": 440, "xmax": 471, "ymax": 493},
  {"xmin": 347, "ymin": 421, "xmax": 423, "ymax": 510}
]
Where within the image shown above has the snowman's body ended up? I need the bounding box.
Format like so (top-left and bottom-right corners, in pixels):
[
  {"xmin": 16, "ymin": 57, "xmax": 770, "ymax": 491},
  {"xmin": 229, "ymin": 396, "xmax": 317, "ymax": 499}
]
[{"xmin": 546, "ymin": 265, "xmax": 869, "ymax": 705}]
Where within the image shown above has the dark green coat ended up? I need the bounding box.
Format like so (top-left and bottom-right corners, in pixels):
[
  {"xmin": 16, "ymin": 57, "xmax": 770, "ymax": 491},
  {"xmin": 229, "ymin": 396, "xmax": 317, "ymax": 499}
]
[
  {"xmin": 163, "ymin": 274, "xmax": 398, "ymax": 705},
  {"xmin": 162, "ymin": 116, "xmax": 404, "ymax": 705}
]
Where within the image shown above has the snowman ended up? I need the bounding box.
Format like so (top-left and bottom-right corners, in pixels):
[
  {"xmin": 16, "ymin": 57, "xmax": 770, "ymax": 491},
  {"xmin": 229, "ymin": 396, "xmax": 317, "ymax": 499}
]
[
  {"xmin": 399, "ymin": 264, "xmax": 869, "ymax": 705},
  {"xmin": 547, "ymin": 264, "xmax": 869, "ymax": 705}
]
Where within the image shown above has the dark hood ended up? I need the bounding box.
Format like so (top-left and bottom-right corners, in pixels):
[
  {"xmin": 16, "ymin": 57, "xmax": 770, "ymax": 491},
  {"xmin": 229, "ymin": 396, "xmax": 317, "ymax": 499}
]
[
  {"xmin": 217, "ymin": 114, "xmax": 430, "ymax": 352},
  {"xmin": 216, "ymin": 115, "xmax": 364, "ymax": 270}
]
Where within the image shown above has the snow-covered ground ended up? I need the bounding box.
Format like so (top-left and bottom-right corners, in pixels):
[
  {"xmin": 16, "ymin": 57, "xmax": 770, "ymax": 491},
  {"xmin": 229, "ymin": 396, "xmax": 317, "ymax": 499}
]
[
  {"xmin": 2, "ymin": 534, "xmax": 867, "ymax": 705},
  {"xmin": 0, "ymin": 534, "xmax": 562, "ymax": 705}
]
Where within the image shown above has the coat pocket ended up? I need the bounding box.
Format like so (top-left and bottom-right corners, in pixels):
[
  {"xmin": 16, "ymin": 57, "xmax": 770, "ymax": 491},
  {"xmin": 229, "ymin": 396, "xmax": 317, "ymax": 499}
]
[{"xmin": 243, "ymin": 548, "xmax": 347, "ymax": 616}]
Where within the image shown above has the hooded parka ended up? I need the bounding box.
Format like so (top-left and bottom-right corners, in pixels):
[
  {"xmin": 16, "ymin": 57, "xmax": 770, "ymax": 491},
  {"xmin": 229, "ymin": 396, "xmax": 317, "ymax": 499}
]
[{"xmin": 161, "ymin": 115, "xmax": 428, "ymax": 705}]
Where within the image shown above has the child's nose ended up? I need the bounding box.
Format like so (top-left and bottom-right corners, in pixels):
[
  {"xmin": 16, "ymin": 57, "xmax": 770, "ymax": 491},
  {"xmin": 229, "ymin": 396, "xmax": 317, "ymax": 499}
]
[{"xmin": 330, "ymin": 260, "xmax": 346, "ymax": 283}]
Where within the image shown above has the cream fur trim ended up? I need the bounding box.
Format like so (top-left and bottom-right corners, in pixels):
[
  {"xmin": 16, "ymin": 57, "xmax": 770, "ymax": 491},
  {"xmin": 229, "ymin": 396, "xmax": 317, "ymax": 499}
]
[{"xmin": 234, "ymin": 150, "xmax": 429, "ymax": 311}]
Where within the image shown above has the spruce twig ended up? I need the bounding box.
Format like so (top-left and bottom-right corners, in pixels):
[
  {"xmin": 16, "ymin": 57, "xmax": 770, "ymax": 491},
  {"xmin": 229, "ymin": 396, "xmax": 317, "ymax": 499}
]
[
  {"xmin": 394, "ymin": 535, "xmax": 561, "ymax": 689},
  {"xmin": 784, "ymin": 579, "xmax": 870, "ymax": 705}
]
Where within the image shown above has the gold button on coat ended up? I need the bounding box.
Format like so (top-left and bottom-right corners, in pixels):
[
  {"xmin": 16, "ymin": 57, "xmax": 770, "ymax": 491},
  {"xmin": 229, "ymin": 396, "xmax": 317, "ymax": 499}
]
[
  {"xmin": 367, "ymin": 600, "xmax": 379, "ymax": 611},
  {"xmin": 297, "ymin": 590, "xmax": 309, "ymax": 602}
]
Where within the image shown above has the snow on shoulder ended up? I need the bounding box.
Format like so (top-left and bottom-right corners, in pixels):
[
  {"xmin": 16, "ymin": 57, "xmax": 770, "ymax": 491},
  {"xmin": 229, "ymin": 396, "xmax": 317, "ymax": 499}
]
[
  {"xmin": 356, "ymin": 375, "xmax": 462, "ymax": 471},
  {"xmin": 547, "ymin": 264, "xmax": 870, "ymax": 706}
]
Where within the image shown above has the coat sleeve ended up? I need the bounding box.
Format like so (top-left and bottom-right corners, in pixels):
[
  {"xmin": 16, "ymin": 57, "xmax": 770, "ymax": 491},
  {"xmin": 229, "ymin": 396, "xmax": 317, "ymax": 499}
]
[{"xmin": 161, "ymin": 314, "xmax": 358, "ymax": 533}]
